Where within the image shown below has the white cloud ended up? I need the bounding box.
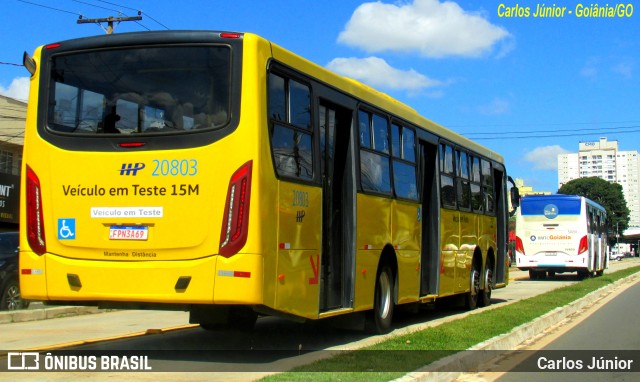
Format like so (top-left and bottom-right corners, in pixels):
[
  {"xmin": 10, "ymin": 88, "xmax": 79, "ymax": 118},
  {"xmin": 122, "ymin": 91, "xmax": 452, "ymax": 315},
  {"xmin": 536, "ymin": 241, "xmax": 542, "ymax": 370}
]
[
  {"xmin": 337, "ymin": 0, "xmax": 511, "ymax": 58},
  {"xmin": 0, "ymin": 77, "xmax": 30, "ymax": 101},
  {"xmin": 524, "ymin": 145, "xmax": 570, "ymax": 171},
  {"xmin": 327, "ymin": 56, "xmax": 442, "ymax": 92},
  {"xmin": 477, "ymin": 97, "xmax": 510, "ymax": 115},
  {"xmin": 612, "ymin": 62, "xmax": 633, "ymax": 78}
]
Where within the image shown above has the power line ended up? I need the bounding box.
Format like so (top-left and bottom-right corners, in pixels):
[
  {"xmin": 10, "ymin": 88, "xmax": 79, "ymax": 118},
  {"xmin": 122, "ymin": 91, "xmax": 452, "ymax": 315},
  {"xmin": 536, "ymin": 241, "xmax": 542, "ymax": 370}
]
[
  {"xmin": 16, "ymin": 0, "xmax": 81, "ymax": 16},
  {"xmin": 0, "ymin": 62, "xmax": 23, "ymax": 67},
  {"xmin": 140, "ymin": 11, "xmax": 170, "ymax": 30},
  {"xmin": 467, "ymin": 127, "xmax": 640, "ymax": 140},
  {"xmin": 96, "ymin": 0, "xmax": 138, "ymax": 12},
  {"xmin": 464, "ymin": 124, "xmax": 640, "ymax": 137},
  {"xmin": 73, "ymin": 0, "xmax": 121, "ymax": 14},
  {"xmin": 452, "ymin": 120, "xmax": 640, "ymax": 128},
  {"xmin": 77, "ymin": 0, "xmax": 166, "ymax": 30}
]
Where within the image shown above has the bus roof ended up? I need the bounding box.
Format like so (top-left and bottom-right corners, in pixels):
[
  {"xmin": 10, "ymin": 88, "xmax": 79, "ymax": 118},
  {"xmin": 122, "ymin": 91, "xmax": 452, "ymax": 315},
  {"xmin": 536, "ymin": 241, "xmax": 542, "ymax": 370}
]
[{"xmin": 521, "ymin": 194, "xmax": 606, "ymax": 212}]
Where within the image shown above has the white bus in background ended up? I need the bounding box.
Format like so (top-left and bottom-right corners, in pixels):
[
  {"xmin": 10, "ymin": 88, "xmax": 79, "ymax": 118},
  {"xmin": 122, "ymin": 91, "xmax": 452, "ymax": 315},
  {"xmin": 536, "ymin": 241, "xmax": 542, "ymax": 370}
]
[{"xmin": 515, "ymin": 194, "xmax": 607, "ymax": 280}]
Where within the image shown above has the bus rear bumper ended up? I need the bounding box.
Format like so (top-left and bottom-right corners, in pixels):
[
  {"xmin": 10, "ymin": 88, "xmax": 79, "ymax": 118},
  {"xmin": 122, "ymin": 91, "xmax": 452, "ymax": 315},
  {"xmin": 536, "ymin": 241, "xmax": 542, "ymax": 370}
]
[{"xmin": 19, "ymin": 251, "xmax": 263, "ymax": 305}]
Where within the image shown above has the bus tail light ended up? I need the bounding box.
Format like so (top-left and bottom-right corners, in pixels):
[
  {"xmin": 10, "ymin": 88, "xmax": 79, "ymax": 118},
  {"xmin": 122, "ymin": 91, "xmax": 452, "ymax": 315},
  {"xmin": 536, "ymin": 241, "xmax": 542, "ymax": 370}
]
[
  {"xmin": 578, "ymin": 235, "xmax": 588, "ymax": 254},
  {"xmin": 219, "ymin": 161, "xmax": 253, "ymax": 258},
  {"xmin": 515, "ymin": 236, "xmax": 524, "ymax": 255},
  {"xmin": 26, "ymin": 165, "xmax": 47, "ymax": 255}
]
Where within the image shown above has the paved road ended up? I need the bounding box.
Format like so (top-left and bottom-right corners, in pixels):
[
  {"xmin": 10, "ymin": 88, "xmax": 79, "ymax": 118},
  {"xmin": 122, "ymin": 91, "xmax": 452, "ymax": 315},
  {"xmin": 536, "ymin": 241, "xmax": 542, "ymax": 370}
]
[{"xmin": 0, "ymin": 257, "xmax": 638, "ymax": 382}]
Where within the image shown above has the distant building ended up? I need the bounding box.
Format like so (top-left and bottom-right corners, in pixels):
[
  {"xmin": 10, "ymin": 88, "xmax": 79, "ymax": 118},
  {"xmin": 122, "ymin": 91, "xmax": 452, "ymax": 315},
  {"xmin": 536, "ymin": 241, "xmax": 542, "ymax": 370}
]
[
  {"xmin": 557, "ymin": 137, "xmax": 640, "ymax": 228},
  {"xmin": 514, "ymin": 178, "xmax": 551, "ymax": 196},
  {"xmin": 0, "ymin": 95, "xmax": 25, "ymax": 229}
]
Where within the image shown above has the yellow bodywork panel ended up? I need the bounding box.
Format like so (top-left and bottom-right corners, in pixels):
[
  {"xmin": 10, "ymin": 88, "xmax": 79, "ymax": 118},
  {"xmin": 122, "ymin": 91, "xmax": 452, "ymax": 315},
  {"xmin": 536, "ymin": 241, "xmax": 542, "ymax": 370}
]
[
  {"xmin": 20, "ymin": 249, "xmax": 263, "ymax": 304},
  {"xmin": 354, "ymin": 193, "xmax": 421, "ymax": 310},
  {"xmin": 274, "ymin": 182, "xmax": 321, "ymax": 319}
]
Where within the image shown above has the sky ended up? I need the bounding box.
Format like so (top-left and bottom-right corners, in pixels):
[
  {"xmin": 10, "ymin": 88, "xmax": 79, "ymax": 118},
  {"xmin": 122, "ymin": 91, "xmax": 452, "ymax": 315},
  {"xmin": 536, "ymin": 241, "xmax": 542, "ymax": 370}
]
[{"xmin": 1, "ymin": 0, "xmax": 639, "ymax": 192}]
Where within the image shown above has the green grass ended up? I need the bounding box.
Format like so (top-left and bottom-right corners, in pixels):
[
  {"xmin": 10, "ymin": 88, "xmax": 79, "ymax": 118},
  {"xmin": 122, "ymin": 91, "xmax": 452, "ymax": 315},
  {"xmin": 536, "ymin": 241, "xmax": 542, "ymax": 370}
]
[{"xmin": 261, "ymin": 266, "xmax": 640, "ymax": 382}]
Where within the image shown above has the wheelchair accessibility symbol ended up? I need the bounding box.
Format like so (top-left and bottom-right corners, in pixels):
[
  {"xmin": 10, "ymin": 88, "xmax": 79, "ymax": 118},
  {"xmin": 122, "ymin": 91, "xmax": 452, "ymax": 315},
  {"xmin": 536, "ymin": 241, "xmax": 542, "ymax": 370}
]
[{"xmin": 58, "ymin": 219, "xmax": 76, "ymax": 240}]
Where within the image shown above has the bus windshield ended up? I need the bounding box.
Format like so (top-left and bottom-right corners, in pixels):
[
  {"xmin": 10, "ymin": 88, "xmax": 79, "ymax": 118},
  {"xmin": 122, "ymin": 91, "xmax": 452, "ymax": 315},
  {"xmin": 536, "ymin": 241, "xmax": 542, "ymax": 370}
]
[{"xmin": 47, "ymin": 45, "xmax": 231, "ymax": 135}]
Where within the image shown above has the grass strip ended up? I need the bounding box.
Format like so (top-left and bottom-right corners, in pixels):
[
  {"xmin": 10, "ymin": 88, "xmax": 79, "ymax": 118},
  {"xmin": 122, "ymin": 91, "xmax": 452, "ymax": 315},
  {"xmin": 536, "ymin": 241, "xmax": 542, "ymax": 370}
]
[{"xmin": 261, "ymin": 266, "xmax": 640, "ymax": 382}]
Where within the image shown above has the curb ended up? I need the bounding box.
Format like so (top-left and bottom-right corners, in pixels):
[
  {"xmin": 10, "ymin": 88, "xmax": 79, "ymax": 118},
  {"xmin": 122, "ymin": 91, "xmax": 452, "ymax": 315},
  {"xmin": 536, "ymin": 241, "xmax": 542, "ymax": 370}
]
[
  {"xmin": 393, "ymin": 271, "xmax": 640, "ymax": 382},
  {"xmin": 0, "ymin": 305, "xmax": 111, "ymax": 324}
]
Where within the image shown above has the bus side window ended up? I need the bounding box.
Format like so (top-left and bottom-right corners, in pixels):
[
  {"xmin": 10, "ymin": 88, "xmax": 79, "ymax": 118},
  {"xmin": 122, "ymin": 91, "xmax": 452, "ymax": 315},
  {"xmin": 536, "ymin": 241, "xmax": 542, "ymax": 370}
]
[
  {"xmin": 268, "ymin": 73, "xmax": 313, "ymax": 180},
  {"xmin": 392, "ymin": 124, "xmax": 417, "ymax": 200},
  {"xmin": 268, "ymin": 73, "xmax": 286, "ymax": 121},
  {"xmin": 359, "ymin": 110, "xmax": 391, "ymax": 194},
  {"xmin": 456, "ymin": 150, "xmax": 471, "ymax": 210},
  {"xmin": 359, "ymin": 110, "xmax": 372, "ymax": 148},
  {"xmin": 470, "ymin": 155, "xmax": 483, "ymax": 212},
  {"xmin": 440, "ymin": 143, "xmax": 456, "ymax": 208},
  {"xmin": 482, "ymin": 159, "xmax": 494, "ymax": 214}
]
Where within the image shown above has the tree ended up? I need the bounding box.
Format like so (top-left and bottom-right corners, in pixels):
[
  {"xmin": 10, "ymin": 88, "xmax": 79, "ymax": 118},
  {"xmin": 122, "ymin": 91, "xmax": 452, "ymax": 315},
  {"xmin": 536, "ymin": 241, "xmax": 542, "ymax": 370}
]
[{"xmin": 557, "ymin": 177, "xmax": 630, "ymax": 232}]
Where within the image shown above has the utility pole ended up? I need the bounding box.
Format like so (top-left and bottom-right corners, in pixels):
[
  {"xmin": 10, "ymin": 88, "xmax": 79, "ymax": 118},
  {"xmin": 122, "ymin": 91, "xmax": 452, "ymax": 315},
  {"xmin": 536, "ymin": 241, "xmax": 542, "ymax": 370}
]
[{"xmin": 77, "ymin": 15, "xmax": 142, "ymax": 34}]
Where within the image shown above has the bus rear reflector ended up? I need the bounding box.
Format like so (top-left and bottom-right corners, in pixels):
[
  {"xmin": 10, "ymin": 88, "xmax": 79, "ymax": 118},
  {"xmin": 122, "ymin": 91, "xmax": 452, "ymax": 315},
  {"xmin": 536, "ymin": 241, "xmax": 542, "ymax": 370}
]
[
  {"xmin": 515, "ymin": 236, "xmax": 524, "ymax": 255},
  {"xmin": 578, "ymin": 235, "xmax": 588, "ymax": 254},
  {"xmin": 26, "ymin": 165, "xmax": 47, "ymax": 255},
  {"xmin": 219, "ymin": 161, "xmax": 253, "ymax": 258}
]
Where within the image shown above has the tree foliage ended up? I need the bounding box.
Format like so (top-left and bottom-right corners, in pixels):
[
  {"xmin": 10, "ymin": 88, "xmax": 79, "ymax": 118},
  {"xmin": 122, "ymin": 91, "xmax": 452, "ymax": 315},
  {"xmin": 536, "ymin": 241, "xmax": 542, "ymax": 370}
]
[{"xmin": 557, "ymin": 177, "xmax": 630, "ymax": 231}]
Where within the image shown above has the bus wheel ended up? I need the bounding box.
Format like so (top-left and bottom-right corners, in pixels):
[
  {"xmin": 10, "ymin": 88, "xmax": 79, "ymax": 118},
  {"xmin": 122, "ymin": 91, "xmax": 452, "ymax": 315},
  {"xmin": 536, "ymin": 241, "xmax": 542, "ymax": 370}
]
[
  {"xmin": 479, "ymin": 260, "xmax": 493, "ymax": 307},
  {"xmin": 367, "ymin": 265, "xmax": 394, "ymax": 334},
  {"xmin": 465, "ymin": 263, "xmax": 480, "ymax": 310},
  {"xmin": 577, "ymin": 270, "xmax": 589, "ymax": 280},
  {"xmin": 529, "ymin": 270, "xmax": 545, "ymax": 280}
]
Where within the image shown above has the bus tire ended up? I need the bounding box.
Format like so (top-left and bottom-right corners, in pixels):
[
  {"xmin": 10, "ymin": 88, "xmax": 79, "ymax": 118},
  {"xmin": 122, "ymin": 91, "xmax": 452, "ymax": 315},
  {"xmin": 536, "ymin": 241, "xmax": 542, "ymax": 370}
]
[
  {"xmin": 367, "ymin": 265, "xmax": 394, "ymax": 334},
  {"xmin": 529, "ymin": 270, "xmax": 545, "ymax": 280},
  {"xmin": 478, "ymin": 259, "xmax": 493, "ymax": 307},
  {"xmin": 465, "ymin": 262, "xmax": 480, "ymax": 310}
]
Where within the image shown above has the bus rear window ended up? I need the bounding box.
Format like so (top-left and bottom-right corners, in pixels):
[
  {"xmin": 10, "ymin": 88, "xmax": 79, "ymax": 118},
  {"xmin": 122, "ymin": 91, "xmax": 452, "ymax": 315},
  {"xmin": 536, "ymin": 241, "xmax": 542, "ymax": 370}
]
[
  {"xmin": 47, "ymin": 46, "xmax": 231, "ymax": 135},
  {"xmin": 521, "ymin": 198, "xmax": 582, "ymax": 216}
]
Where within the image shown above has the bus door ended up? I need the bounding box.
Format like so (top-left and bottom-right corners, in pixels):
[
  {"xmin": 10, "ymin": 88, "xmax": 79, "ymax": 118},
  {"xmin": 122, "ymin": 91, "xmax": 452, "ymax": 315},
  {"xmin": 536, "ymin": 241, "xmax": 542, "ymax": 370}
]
[
  {"xmin": 419, "ymin": 140, "xmax": 440, "ymax": 296},
  {"xmin": 319, "ymin": 102, "xmax": 355, "ymax": 312},
  {"xmin": 493, "ymin": 166, "xmax": 508, "ymax": 284}
]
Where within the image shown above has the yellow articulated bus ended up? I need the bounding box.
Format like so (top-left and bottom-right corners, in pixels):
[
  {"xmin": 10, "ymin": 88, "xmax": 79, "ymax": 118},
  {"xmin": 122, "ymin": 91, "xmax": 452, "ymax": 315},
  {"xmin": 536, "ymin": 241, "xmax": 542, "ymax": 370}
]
[{"xmin": 20, "ymin": 31, "xmax": 519, "ymax": 333}]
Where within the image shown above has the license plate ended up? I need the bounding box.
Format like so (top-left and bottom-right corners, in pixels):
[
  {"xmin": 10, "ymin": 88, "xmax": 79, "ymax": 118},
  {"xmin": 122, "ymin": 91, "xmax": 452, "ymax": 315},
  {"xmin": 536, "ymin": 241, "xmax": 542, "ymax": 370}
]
[
  {"xmin": 545, "ymin": 252, "xmax": 558, "ymax": 256},
  {"xmin": 109, "ymin": 226, "xmax": 148, "ymax": 241}
]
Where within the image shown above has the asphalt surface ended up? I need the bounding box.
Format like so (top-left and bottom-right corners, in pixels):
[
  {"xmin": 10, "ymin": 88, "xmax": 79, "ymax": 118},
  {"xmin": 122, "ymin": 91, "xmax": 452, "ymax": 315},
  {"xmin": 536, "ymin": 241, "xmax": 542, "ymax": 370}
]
[{"xmin": 0, "ymin": 258, "xmax": 638, "ymax": 382}]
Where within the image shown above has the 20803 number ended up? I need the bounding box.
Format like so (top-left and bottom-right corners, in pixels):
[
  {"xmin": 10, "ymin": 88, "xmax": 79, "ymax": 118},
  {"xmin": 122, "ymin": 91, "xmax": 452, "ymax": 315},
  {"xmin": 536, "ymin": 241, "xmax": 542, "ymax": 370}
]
[
  {"xmin": 151, "ymin": 159, "xmax": 198, "ymax": 176},
  {"xmin": 292, "ymin": 190, "xmax": 309, "ymax": 207}
]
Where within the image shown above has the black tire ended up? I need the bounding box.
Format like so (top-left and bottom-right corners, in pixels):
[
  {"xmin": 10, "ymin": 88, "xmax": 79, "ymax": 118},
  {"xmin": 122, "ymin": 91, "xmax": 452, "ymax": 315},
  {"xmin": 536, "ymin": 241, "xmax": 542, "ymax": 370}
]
[
  {"xmin": 529, "ymin": 270, "xmax": 545, "ymax": 280},
  {"xmin": 367, "ymin": 265, "xmax": 394, "ymax": 334},
  {"xmin": 478, "ymin": 260, "xmax": 493, "ymax": 307},
  {"xmin": 465, "ymin": 262, "xmax": 480, "ymax": 310},
  {"xmin": 1, "ymin": 278, "xmax": 29, "ymax": 311},
  {"xmin": 547, "ymin": 271, "xmax": 556, "ymax": 278}
]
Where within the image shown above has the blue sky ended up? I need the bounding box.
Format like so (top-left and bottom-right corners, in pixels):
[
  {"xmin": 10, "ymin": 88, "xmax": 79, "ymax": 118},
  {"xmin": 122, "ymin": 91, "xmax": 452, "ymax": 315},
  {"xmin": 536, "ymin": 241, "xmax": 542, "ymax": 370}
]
[{"xmin": 1, "ymin": 0, "xmax": 639, "ymax": 192}]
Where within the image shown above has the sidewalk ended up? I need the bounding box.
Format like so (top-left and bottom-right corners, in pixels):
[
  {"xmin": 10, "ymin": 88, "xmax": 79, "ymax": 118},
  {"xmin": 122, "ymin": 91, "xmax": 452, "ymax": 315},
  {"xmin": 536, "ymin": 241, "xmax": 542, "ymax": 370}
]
[{"xmin": 1, "ymin": 258, "xmax": 638, "ymax": 352}]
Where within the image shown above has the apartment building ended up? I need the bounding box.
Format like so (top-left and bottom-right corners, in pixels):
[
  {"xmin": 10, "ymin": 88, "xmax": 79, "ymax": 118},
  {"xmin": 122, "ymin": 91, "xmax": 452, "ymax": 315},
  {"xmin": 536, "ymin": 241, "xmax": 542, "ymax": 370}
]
[{"xmin": 558, "ymin": 137, "xmax": 640, "ymax": 227}]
